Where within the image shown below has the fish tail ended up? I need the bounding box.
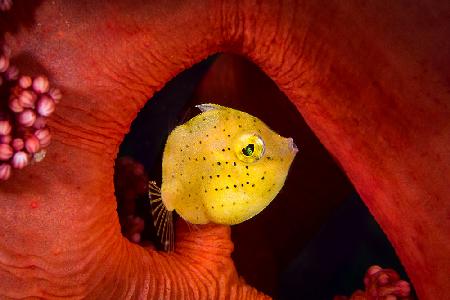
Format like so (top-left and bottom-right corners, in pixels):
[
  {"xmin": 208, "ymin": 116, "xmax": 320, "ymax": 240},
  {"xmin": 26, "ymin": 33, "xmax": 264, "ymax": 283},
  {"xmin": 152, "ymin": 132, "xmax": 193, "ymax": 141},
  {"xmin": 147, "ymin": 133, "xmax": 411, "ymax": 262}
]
[{"xmin": 148, "ymin": 181, "xmax": 175, "ymax": 252}]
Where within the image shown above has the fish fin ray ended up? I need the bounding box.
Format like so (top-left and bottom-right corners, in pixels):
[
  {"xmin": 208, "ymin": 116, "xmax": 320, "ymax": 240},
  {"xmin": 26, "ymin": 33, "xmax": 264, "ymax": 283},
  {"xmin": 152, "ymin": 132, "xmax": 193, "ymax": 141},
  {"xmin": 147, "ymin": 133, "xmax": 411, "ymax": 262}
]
[
  {"xmin": 196, "ymin": 103, "xmax": 224, "ymax": 112},
  {"xmin": 149, "ymin": 180, "xmax": 175, "ymax": 252}
]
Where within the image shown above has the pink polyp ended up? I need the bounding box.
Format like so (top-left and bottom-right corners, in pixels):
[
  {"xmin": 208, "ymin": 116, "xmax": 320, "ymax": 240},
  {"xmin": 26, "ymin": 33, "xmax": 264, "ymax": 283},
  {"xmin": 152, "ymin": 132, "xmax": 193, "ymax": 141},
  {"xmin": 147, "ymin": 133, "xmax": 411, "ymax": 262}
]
[
  {"xmin": 35, "ymin": 128, "xmax": 51, "ymax": 147},
  {"xmin": 11, "ymin": 151, "xmax": 29, "ymax": 169},
  {"xmin": 367, "ymin": 265, "xmax": 382, "ymax": 276},
  {"xmin": 0, "ymin": 120, "xmax": 12, "ymax": 136},
  {"xmin": 17, "ymin": 109, "xmax": 36, "ymax": 127},
  {"xmin": 0, "ymin": 55, "xmax": 9, "ymax": 73},
  {"xmin": 395, "ymin": 281, "xmax": 411, "ymax": 296},
  {"xmin": 49, "ymin": 87, "xmax": 62, "ymax": 103},
  {"xmin": 12, "ymin": 138, "xmax": 24, "ymax": 151},
  {"xmin": 1, "ymin": 44, "xmax": 11, "ymax": 57},
  {"xmin": 0, "ymin": 163, "xmax": 11, "ymax": 180},
  {"xmin": 9, "ymin": 98, "xmax": 24, "ymax": 113},
  {"xmin": 32, "ymin": 76, "xmax": 49, "ymax": 94},
  {"xmin": 18, "ymin": 76, "xmax": 33, "ymax": 89},
  {"xmin": 25, "ymin": 136, "xmax": 40, "ymax": 154},
  {"xmin": 36, "ymin": 95, "xmax": 55, "ymax": 117},
  {"xmin": 5, "ymin": 66, "xmax": 19, "ymax": 81},
  {"xmin": 0, "ymin": 144, "xmax": 13, "ymax": 160},
  {"xmin": 0, "ymin": 0, "xmax": 13, "ymax": 11},
  {"xmin": 19, "ymin": 90, "xmax": 37, "ymax": 108}
]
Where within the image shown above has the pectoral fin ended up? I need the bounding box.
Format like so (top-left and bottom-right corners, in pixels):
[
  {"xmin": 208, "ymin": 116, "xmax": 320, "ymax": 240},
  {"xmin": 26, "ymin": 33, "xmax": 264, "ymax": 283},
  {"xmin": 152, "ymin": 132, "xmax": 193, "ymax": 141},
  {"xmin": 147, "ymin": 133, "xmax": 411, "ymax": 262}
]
[{"xmin": 195, "ymin": 103, "xmax": 225, "ymax": 112}]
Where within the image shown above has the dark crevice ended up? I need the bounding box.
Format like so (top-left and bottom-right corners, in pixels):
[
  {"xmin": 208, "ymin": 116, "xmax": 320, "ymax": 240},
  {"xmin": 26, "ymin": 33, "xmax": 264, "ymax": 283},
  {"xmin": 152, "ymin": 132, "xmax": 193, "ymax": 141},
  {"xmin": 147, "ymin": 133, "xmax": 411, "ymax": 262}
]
[{"xmin": 114, "ymin": 53, "xmax": 411, "ymax": 298}]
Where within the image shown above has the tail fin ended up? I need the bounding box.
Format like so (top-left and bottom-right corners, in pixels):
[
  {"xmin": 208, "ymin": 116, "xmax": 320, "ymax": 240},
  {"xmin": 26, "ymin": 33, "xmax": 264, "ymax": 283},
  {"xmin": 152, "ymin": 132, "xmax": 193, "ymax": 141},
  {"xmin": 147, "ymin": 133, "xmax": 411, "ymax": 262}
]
[{"xmin": 148, "ymin": 181, "xmax": 174, "ymax": 252}]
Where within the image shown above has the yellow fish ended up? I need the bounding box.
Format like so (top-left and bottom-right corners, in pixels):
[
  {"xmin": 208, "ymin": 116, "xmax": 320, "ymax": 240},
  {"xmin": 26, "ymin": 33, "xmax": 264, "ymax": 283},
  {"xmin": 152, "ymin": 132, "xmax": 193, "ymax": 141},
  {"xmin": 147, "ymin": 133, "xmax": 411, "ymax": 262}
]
[{"xmin": 149, "ymin": 104, "xmax": 298, "ymax": 251}]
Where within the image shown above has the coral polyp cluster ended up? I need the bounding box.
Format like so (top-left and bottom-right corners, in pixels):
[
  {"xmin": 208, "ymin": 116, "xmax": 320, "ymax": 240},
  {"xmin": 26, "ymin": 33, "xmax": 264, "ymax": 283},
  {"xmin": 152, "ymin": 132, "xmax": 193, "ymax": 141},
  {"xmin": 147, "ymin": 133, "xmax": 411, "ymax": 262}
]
[
  {"xmin": 0, "ymin": 44, "xmax": 61, "ymax": 180},
  {"xmin": 334, "ymin": 265, "xmax": 411, "ymax": 300},
  {"xmin": 114, "ymin": 156, "xmax": 149, "ymax": 244}
]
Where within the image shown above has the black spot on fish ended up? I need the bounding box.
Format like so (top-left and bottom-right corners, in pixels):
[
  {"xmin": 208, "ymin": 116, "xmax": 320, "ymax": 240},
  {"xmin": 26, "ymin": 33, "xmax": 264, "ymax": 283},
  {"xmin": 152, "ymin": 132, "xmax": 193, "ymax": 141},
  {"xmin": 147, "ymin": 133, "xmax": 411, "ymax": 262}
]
[
  {"xmin": 217, "ymin": 162, "xmax": 221, "ymax": 166},
  {"xmin": 261, "ymin": 177, "xmax": 265, "ymax": 180},
  {"xmin": 227, "ymin": 174, "xmax": 231, "ymax": 177},
  {"xmin": 234, "ymin": 185, "xmax": 237, "ymax": 188},
  {"xmin": 216, "ymin": 175, "xmax": 220, "ymax": 178},
  {"xmin": 203, "ymin": 157, "xmax": 206, "ymax": 160},
  {"xmin": 233, "ymin": 162, "xmax": 237, "ymax": 166},
  {"xmin": 222, "ymin": 149, "xmax": 225, "ymax": 152}
]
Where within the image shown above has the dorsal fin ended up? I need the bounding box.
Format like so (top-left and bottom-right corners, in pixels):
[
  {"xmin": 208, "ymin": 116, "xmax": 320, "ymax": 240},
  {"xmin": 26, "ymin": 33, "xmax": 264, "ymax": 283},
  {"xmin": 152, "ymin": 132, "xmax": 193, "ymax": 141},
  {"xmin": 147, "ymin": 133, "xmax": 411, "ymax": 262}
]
[
  {"xmin": 195, "ymin": 103, "xmax": 224, "ymax": 112},
  {"xmin": 148, "ymin": 181, "xmax": 174, "ymax": 252}
]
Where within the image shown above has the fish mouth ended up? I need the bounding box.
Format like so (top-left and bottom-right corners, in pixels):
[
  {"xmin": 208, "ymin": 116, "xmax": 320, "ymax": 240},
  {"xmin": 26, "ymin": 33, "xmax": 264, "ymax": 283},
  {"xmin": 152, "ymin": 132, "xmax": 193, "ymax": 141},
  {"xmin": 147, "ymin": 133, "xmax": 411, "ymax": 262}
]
[{"xmin": 287, "ymin": 137, "xmax": 299, "ymax": 154}]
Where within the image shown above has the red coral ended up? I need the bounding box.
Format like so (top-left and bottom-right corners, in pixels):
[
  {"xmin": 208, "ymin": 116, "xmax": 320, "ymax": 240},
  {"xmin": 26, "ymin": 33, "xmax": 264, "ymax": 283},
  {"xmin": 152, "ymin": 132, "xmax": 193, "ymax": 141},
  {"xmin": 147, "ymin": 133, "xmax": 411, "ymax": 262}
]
[{"xmin": 335, "ymin": 265, "xmax": 412, "ymax": 300}]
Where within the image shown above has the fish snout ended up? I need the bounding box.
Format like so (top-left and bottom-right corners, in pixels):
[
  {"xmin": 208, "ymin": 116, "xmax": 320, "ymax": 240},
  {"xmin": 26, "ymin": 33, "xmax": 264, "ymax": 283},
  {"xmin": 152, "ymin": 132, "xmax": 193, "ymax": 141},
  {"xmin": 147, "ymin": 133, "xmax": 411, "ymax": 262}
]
[{"xmin": 287, "ymin": 137, "xmax": 299, "ymax": 154}]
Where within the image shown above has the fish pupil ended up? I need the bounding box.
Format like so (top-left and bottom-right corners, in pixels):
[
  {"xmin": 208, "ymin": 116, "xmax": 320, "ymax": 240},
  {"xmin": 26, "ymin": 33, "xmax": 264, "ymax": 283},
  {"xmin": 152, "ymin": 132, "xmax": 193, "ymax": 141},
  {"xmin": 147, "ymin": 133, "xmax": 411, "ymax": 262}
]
[{"xmin": 242, "ymin": 144, "xmax": 254, "ymax": 156}]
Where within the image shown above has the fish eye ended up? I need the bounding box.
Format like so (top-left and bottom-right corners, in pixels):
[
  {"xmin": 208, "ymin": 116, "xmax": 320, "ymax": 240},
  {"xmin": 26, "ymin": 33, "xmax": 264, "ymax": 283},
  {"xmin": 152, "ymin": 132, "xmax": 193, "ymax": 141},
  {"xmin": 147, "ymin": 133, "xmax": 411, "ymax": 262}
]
[
  {"xmin": 242, "ymin": 144, "xmax": 254, "ymax": 156},
  {"xmin": 235, "ymin": 134, "xmax": 265, "ymax": 163}
]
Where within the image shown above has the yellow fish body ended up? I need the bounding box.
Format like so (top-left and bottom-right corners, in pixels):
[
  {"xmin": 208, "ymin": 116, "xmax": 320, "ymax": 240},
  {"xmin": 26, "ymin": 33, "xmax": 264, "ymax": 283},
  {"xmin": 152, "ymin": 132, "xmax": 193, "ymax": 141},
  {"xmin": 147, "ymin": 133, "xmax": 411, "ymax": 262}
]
[{"xmin": 149, "ymin": 104, "xmax": 298, "ymax": 250}]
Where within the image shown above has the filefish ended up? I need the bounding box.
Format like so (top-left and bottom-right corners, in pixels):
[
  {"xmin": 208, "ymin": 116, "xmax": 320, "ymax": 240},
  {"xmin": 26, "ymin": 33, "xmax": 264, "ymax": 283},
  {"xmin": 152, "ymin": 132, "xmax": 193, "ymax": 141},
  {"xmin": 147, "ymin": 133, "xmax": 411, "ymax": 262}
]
[{"xmin": 149, "ymin": 104, "xmax": 298, "ymax": 251}]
